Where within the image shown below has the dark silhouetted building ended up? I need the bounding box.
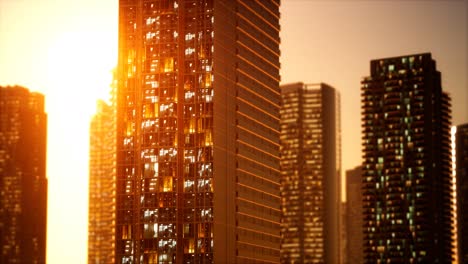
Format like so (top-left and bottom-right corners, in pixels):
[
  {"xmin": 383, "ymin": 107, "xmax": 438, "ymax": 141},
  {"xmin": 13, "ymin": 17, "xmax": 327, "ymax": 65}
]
[
  {"xmin": 456, "ymin": 123, "xmax": 468, "ymax": 263},
  {"xmin": 0, "ymin": 86, "xmax": 47, "ymax": 263},
  {"xmin": 361, "ymin": 53, "xmax": 454, "ymax": 262},
  {"xmin": 280, "ymin": 82, "xmax": 341, "ymax": 263},
  {"xmin": 345, "ymin": 166, "xmax": 363, "ymax": 264},
  {"xmin": 116, "ymin": 0, "xmax": 281, "ymax": 263},
  {"xmin": 88, "ymin": 99, "xmax": 116, "ymax": 264}
]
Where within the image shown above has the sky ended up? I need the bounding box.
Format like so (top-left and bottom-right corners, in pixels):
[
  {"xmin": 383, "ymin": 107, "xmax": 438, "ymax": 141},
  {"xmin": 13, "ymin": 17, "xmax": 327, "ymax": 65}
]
[{"xmin": 0, "ymin": 0, "xmax": 467, "ymax": 263}]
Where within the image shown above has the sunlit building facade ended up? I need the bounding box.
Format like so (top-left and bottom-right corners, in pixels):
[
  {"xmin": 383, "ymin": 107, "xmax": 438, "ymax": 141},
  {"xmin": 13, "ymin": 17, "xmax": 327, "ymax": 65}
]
[
  {"xmin": 345, "ymin": 166, "xmax": 363, "ymax": 264},
  {"xmin": 0, "ymin": 86, "xmax": 47, "ymax": 263},
  {"xmin": 280, "ymin": 83, "xmax": 341, "ymax": 263},
  {"xmin": 456, "ymin": 123, "xmax": 468, "ymax": 263},
  {"xmin": 88, "ymin": 99, "xmax": 116, "ymax": 264},
  {"xmin": 361, "ymin": 53, "xmax": 454, "ymax": 262},
  {"xmin": 116, "ymin": 0, "xmax": 281, "ymax": 263}
]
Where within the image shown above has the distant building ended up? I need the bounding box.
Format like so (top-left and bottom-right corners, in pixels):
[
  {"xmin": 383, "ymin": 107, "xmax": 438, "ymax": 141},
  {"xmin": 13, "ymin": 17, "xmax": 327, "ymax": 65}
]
[
  {"xmin": 0, "ymin": 86, "xmax": 47, "ymax": 263},
  {"xmin": 88, "ymin": 99, "xmax": 116, "ymax": 264},
  {"xmin": 345, "ymin": 166, "xmax": 363, "ymax": 264},
  {"xmin": 340, "ymin": 201, "xmax": 347, "ymax": 264},
  {"xmin": 456, "ymin": 123, "xmax": 468, "ymax": 263},
  {"xmin": 361, "ymin": 53, "xmax": 454, "ymax": 262},
  {"xmin": 116, "ymin": 0, "xmax": 281, "ymax": 263},
  {"xmin": 280, "ymin": 82, "xmax": 341, "ymax": 263}
]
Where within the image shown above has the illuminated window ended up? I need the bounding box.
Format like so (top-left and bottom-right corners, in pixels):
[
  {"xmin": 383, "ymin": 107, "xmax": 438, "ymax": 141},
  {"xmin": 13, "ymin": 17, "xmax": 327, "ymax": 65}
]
[
  {"xmin": 163, "ymin": 57, "xmax": 174, "ymax": 72},
  {"xmin": 162, "ymin": 177, "xmax": 173, "ymax": 192}
]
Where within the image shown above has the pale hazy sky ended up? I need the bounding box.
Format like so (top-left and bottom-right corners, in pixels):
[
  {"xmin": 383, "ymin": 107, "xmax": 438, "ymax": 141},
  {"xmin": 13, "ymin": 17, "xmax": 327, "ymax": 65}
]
[{"xmin": 0, "ymin": 1, "xmax": 466, "ymax": 263}]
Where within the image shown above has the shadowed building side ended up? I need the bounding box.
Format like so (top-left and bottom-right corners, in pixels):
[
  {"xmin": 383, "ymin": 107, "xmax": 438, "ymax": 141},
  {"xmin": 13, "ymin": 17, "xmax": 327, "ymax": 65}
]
[{"xmin": 456, "ymin": 123, "xmax": 468, "ymax": 263}]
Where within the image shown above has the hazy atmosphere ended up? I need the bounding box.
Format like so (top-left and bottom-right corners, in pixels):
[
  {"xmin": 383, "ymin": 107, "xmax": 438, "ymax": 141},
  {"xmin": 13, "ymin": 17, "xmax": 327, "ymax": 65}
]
[{"xmin": 0, "ymin": 0, "xmax": 467, "ymax": 263}]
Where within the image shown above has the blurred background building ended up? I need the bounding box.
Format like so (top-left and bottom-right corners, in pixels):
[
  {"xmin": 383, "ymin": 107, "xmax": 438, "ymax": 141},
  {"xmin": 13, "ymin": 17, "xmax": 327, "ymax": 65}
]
[
  {"xmin": 0, "ymin": 86, "xmax": 47, "ymax": 263},
  {"xmin": 345, "ymin": 165, "xmax": 363, "ymax": 264},
  {"xmin": 280, "ymin": 82, "xmax": 341, "ymax": 263},
  {"xmin": 88, "ymin": 97, "xmax": 116, "ymax": 264}
]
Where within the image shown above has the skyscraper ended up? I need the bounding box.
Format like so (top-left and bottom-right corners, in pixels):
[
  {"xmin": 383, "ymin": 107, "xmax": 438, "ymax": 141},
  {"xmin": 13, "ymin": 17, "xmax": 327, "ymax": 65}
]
[
  {"xmin": 116, "ymin": 1, "xmax": 281, "ymax": 263},
  {"xmin": 345, "ymin": 166, "xmax": 363, "ymax": 264},
  {"xmin": 0, "ymin": 86, "xmax": 47, "ymax": 263},
  {"xmin": 88, "ymin": 99, "xmax": 116, "ymax": 264},
  {"xmin": 361, "ymin": 53, "xmax": 454, "ymax": 262},
  {"xmin": 280, "ymin": 82, "xmax": 341, "ymax": 263},
  {"xmin": 455, "ymin": 123, "xmax": 468, "ymax": 263}
]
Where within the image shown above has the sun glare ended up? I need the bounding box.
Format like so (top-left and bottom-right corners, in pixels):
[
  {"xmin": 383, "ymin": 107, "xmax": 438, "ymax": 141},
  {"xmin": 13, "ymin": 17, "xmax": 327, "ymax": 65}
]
[
  {"xmin": 47, "ymin": 32, "xmax": 115, "ymax": 109},
  {"xmin": 45, "ymin": 30, "xmax": 116, "ymax": 263}
]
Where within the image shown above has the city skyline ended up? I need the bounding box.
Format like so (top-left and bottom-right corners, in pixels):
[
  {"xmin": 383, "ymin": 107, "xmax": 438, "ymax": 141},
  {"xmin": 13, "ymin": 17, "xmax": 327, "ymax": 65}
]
[{"xmin": 0, "ymin": 1, "xmax": 466, "ymax": 263}]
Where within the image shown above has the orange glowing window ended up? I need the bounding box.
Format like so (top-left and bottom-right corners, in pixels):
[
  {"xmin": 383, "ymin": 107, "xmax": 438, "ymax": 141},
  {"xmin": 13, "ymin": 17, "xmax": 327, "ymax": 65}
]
[
  {"xmin": 163, "ymin": 57, "xmax": 174, "ymax": 72},
  {"xmin": 188, "ymin": 239, "xmax": 195, "ymax": 253},
  {"xmin": 204, "ymin": 73, "xmax": 212, "ymax": 88},
  {"xmin": 162, "ymin": 176, "xmax": 172, "ymax": 192},
  {"xmin": 198, "ymin": 224, "xmax": 205, "ymax": 238},
  {"xmin": 126, "ymin": 122, "xmax": 134, "ymax": 136},
  {"xmin": 122, "ymin": 225, "xmax": 132, "ymax": 239}
]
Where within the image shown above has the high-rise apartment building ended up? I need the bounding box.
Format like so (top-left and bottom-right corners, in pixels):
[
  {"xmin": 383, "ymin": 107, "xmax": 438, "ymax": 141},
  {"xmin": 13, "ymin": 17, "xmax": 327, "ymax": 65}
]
[
  {"xmin": 89, "ymin": 99, "xmax": 116, "ymax": 264},
  {"xmin": 455, "ymin": 123, "xmax": 468, "ymax": 263},
  {"xmin": 361, "ymin": 53, "xmax": 454, "ymax": 262},
  {"xmin": 345, "ymin": 166, "xmax": 363, "ymax": 264},
  {"xmin": 0, "ymin": 86, "xmax": 47, "ymax": 263},
  {"xmin": 280, "ymin": 82, "xmax": 341, "ymax": 263},
  {"xmin": 116, "ymin": 1, "xmax": 281, "ymax": 263}
]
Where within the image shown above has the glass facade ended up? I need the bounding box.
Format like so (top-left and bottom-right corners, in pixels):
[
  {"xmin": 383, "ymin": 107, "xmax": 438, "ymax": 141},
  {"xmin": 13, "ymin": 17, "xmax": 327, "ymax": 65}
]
[
  {"xmin": 0, "ymin": 86, "xmax": 47, "ymax": 263},
  {"xmin": 116, "ymin": 1, "xmax": 281, "ymax": 263},
  {"xmin": 361, "ymin": 53, "xmax": 454, "ymax": 262},
  {"xmin": 280, "ymin": 83, "xmax": 341, "ymax": 263},
  {"xmin": 117, "ymin": 2, "xmax": 214, "ymax": 262}
]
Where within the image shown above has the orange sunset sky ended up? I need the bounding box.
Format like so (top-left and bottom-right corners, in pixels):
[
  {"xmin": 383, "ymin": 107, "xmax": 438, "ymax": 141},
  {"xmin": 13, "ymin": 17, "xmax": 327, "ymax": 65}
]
[{"xmin": 0, "ymin": 0, "xmax": 467, "ymax": 263}]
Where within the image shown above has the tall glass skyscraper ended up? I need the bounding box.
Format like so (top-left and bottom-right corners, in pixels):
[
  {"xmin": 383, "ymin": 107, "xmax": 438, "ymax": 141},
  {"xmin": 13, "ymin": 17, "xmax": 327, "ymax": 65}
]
[
  {"xmin": 0, "ymin": 86, "xmax": 47, "ymax": 263},
  {"xmin": 361, "ymin": 53, "xmax": 454, "ymax": 262},
  {"xmin": 89, "ymin": 99, "xmax": 116, "ymax": 264},
  {"xmin": 280, "ymin": 82, "xmax": 341, "ymax": 263},
  {"xmin": 116, "ymin": 1, "xmax": 281, "ymax": 263}
]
